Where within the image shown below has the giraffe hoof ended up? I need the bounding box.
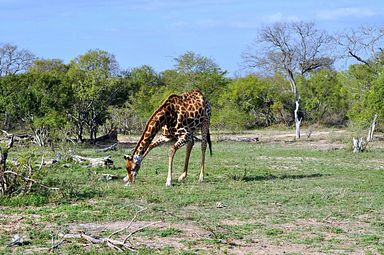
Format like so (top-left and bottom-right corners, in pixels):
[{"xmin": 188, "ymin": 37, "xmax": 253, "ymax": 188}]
[
  {"xmin": 178, "ymin": 174, "xmax": 187, "ymax": 182},
  {"xmin": 165, "ymin": 179, "xmax": 172, "ymax": 187},
  {"xmin": 199, "ymin": 176, "xmax": 204, "ymax": 183}
]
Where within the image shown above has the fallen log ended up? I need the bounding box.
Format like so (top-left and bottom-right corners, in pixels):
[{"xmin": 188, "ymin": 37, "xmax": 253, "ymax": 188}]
[
  {"xmin": 94, "ymin": 129, "xmax": 118, "ymax": 143},
  {"xmin": 71, "ymin": 155, "xmax": 114, "ymax": 168},
  {"xmin": 1, "ymin": 130, "xmax": 32, "ymax": 142},
  {"xmin": 43, "ymin": 153, "xmax": 62, "ymax": 166},
  {"xmin": 98, "ymin": 174, "xmax": 118, "ymax": 181},
  {"xmin": 217, "ymin": 136, "xmax": 259, "ymax": 143}
]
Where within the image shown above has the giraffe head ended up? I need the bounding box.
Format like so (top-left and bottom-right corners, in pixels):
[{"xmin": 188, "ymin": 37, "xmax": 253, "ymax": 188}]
[{"xmin": 123, "ymin": 154, "xmax": 142, "ymax": 185}]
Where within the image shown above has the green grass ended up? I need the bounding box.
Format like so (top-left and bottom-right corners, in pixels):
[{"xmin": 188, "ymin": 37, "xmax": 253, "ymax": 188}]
[{"xmin": 1, "ymin": 137, "xmax": 384, "ymax": 254}]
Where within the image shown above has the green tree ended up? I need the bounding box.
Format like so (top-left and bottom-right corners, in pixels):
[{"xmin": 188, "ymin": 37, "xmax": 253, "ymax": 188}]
[
  {"xmin": 299, "ymin": 69, "xmax": 348, "ymax": 125},
  {"xmin": 173, "ymin": 51, "xmax": 219, "ymax": 74},
  {"xmin": 225, "ymin": 75, "xmax": 273, "ymax": 127},
  {"xmin": 164, "ymin": 51, "xmax": 229, "ymax": 106},
  {"xmin": 366, "ymin": 69, "xmax": 384, "ymax": 130},
  {"xmin": 243, "ymin": 21, "xmax": 334, "ymax": 137},
  {"xmin": 66, "ymin": 49, "xmax": 120, "ymax": 142},
  {"xmin": 127, "ymin": 65, "xmax": 163, "ymax": 121},
  {"xmin": 0, "ymin": 74, "xmax": 36, "ymax": 129},
  {"xmin": 341, "ymin": 63, "xmax": 379, "ymax": 127},
  {"xmin": 29, "ymin": 59, "xmax": 69, "ymax": 74},
  {"xmin": 0, "ymin": 72, "xmax": 71, "ymax": 145}
]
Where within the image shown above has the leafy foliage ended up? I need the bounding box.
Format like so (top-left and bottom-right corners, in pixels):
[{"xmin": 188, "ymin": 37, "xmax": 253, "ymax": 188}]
[
  {"xmin": 0, "ymin": 41, "xmax": 384, "ymax": 137},
  {"xmin": 299, "ymin": 70, "xmax": 348, "ymax": 125}
]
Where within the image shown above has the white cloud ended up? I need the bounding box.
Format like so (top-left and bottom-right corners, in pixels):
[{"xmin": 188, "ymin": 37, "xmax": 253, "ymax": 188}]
[
  {"xmin": 317, "ymin": 7, "xmax": 378, "ymax": 20},
  {"xmin": 264, "ymin": 12, "xmax": 300, "ymax": 23}
]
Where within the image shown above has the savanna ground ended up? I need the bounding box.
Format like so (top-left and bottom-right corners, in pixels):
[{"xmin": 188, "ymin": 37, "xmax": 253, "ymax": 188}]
[{"xmin": 1, "ymin": 128, "xmax": 384, "ymax": 254}]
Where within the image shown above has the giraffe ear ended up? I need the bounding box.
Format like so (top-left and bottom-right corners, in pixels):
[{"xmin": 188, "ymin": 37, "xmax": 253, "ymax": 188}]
[{"xmin": 124, "ymin": 155, "xmax": 132, "ymax": 160}]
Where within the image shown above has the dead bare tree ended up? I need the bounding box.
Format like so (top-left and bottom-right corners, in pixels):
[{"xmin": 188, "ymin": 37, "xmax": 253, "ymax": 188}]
[
  {"xmin": 242, "ymin": 21, "xmax": 334, "ymax": 139},
  {"xmin": 336, "ymin": 26, "xmax": 384, "ymax": 67},
  {"xmin": 0, "ymin": 43, "xmax": 36, "ymax": 76}
]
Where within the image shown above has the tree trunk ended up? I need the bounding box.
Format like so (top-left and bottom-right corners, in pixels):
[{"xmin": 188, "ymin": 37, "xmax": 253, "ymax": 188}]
[
  {"xmin": 294, "ymin": 100, "xmax": 302, "ymax": 139},
  {"xmin": 353, "ymin": 137, "xmax": 364, "ymax": 153},
  {"xmin": 0, "ymin": 135, "xmax": 14, "ymax": 195},
  {"xmin": 288, "ymin": 73, "xmax": 301, "ymax": 139},
  {"xmin": 77, "ymin": 123, "xmax": 84, "ymax": 143}
]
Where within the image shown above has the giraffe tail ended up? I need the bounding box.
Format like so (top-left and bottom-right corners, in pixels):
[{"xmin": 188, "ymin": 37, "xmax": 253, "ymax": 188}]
[{"xmin": 207, "ymin": 129, "xmax": 212, "ymax": 156}]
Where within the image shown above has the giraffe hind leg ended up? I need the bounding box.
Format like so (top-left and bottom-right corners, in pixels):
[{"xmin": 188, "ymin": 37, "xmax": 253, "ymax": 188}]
[
  {"xmin": 199, "ymin": 122, "xmax": 209, "ymax": 182},
  {"xmin": 178, "ymin": 139, "xmax": 194, "ymax": 182}
]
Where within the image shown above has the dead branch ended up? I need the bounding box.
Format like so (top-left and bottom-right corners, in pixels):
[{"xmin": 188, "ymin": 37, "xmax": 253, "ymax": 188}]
[
  {"xmin": 60, "ymin": 220, "xmax": 161, "ymax": 252},
  {"xmin": 123, "ymin": 221, "xmax": 161, "ymax": 243},
  {"xmin": 49, "ymin": 237, "xmax": 64, "ymax": 252},
  {"xmin": 57, "ymin": 207, "xmax": 161, "ymax": 252},
  {"xmin": 96, "ymin": 143, "xmax": 118, "ymax": 153},
  {"xmin": 348, "ymin": 50, "xmax": 371, "ymax": 66},
  {"xmin": 108, "ymin": 208, "xmax": 147, "ymax": 239},
  {"xmin": 61, "ymin": 233, "xmax": 136, "ymax": 252}
]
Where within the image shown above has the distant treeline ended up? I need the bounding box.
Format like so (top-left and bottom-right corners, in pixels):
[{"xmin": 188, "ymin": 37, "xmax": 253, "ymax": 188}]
[{"xmin": 0, "ymin": 22, "xmax": 383, "ymax": 144}]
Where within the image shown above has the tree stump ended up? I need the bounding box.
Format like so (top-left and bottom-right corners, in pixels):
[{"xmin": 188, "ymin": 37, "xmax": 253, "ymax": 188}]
[{"xmin": 352, "ymin": 137, "xmax": 364, "ymax": 153}]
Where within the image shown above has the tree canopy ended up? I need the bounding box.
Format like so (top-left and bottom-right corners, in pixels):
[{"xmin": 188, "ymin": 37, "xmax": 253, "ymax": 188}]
[{"xmin": 0, "ymin": 23, "xmax": 383, "ymax": 143}]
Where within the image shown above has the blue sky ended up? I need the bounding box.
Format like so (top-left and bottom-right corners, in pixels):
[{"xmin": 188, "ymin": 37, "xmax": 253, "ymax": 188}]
[{"xmin": 1, "ymin": 0, "xmax": 383, "ymax": 75}]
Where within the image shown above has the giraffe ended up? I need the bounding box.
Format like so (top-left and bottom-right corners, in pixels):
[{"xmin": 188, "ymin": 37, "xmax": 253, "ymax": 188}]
[{"xmin": 123, "ymin": 89, "xmax": 212, "ymax": 187}]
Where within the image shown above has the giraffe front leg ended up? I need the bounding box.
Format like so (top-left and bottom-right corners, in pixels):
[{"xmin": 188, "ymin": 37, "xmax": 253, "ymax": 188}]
[
  {"xmin": 144, "ymin": 135, "xmax": 173, "ymax": 157},
  {"xmin": 167, "ymin": 132, "xmax": 191, "ymax": 186}
]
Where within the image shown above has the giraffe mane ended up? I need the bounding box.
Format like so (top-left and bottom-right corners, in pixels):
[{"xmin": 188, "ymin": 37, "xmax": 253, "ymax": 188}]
[{"xmin": 131, "ymin": 93, "xmax": 178, "ymax": 155}]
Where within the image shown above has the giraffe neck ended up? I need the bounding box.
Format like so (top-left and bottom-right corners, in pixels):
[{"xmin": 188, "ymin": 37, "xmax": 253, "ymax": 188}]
[{"xmin": 132, "ymin": 108, "xmax": 166, "ymax": 158}]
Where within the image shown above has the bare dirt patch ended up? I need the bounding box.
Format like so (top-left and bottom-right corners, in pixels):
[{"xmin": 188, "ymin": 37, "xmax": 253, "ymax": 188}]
[
  {"xmin": 119, "ymin": 128, "xmax": 350, "ymax": 151},
  {"xmin": 227, "ymin": 238, "xmax": 324, "ymax": 255},
  {"xmin": 0, "ymin": 213, "xmax": 40, "ymax": 233},
  {"xmin": 62, "ymin": 219, "xmax": 328, "ymax": 254},
  {"xmin": 62, "ymin": 216, "xmax": 375, "ymax": 254},
  {"xmin": 64, "ymin": 220, "xmax": 211, "ymax": 251}
]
